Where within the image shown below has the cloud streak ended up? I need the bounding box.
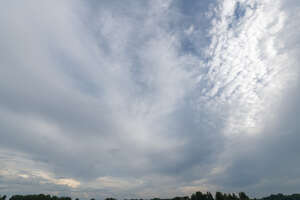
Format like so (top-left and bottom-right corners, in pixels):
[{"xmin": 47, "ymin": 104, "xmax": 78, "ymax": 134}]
[{"xmin": 0, "ymin": 0, "xmax": 299, "ymax": 199}]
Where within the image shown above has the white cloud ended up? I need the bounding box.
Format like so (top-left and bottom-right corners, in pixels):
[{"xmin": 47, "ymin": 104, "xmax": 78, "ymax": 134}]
[
  {"xmin": 197, "ymin": 0, "xmax": 294, "ymax": 137},
  {"xmin": 0, "ymin": 0, "xmax": 300, "ymax": 198},
  {"xmin": 92, "ymin": 176, "xmax": 142, "ymax": 190}
]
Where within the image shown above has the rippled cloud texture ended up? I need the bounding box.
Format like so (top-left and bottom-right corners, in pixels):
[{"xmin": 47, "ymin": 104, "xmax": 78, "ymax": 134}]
[{"xmin": 0, "ymin": 0, "xmax": 300, "ymax": 199}]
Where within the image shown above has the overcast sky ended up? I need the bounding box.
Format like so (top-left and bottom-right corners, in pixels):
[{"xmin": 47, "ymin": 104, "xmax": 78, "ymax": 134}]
[{"xmin": 0, "ymin": 0, "xmax": 300, "ymax": 199}]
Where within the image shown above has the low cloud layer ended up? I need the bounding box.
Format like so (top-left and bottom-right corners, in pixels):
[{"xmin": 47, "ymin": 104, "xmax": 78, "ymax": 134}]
[{"xmin": 0, "ymin": 0, "xmax": 299, "ymax": 199}]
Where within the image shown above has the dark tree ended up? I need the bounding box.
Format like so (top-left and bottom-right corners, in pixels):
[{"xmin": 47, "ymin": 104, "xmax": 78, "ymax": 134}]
[
  {"xmin": 239, "ymin": 192, "xmax": 249, "ymax": 200},
  {"xmin": 216, "ymin": 192, "xmax": 225, "ymax": 200},
  {"xmin": 206, "ymin": 192, "xmax": 214, "ymax": 200},
  {"xmin": 0, "ymin": 195, "xmax": 6, "ymax": 200},
  {"xmin": 105, "ymin": 198, "xmax": 117, "ymax": 200}
]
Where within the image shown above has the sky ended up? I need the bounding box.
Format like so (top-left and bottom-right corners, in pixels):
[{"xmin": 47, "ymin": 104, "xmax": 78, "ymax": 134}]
[{"xmin": 0, "ymin": 0, "xmax": 300, "ymax": 199}]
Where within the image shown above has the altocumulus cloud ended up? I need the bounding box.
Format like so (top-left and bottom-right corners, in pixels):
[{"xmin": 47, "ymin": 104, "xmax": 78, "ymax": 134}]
[{"xmin": 0, "ymin": 0, "xmax": 300, "ymax": 199}]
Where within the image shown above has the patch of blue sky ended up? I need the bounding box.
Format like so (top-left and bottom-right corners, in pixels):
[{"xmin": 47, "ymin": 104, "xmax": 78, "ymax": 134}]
[
  {"xmin": 229, "ymin": 1, "xmax": 258, "ymax": 30},
  {"xmin": 170, "ymin": 0, "xmax": 217, "ymax": 57},
  {"xmin": 234, "ymin": 2, "xmax": 246, "ymax": 21},
  {"xmin": 227, "ymin": 2, "xmax": 245, "ymax": 29}
]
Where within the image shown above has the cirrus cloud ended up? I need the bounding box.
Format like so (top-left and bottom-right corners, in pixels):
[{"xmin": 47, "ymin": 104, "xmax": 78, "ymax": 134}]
[{"xmin": 0, "ymin": 0, "xmax": 299, "ymax": 199}]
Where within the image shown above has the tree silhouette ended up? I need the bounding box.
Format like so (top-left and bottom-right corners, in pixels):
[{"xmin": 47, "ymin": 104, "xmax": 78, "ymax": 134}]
[
  {"xmin": 215, "ymin": 192, "xmax": 225, "ymax": 200},
  {"xmin": 239, "ymin": 192, "xmax": 249, "ymax": 200}
]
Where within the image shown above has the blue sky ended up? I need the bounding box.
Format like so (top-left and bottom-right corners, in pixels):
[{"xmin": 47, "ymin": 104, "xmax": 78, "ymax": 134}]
[{"xmin": 0, "ymin": 0, "xmax": 300, "ymax": 199}]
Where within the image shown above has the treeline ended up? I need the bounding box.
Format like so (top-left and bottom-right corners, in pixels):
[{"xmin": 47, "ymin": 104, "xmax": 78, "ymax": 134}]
[
  {"xmin": 261, "ymin": 194, "xmax": 300, "ymax": 200},
  {"xmin": 1, "ymin": 192, "xmax": 300, "ymax": 200},
  {"xmin": 0, "ymin": 194, "xmax": 71, "ymax": 200}
]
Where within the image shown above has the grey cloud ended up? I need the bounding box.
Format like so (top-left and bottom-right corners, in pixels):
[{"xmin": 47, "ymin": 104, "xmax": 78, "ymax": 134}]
[
  {"xmin": 211, "ymin": 85, "xmax": 300, "ymax": 196},
  {"xmin": 0, "ymin": 0, "xmax": 300, "ymax": 199},
  {"xmin": 203, "ymin": 1, "xmax": 300, "ymax": 195}
]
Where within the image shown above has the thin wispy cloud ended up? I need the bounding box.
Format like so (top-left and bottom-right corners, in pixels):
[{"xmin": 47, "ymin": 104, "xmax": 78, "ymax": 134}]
[{"xmin": 0, "ymin": 0, "xmax": 299, "ymax": 199}]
